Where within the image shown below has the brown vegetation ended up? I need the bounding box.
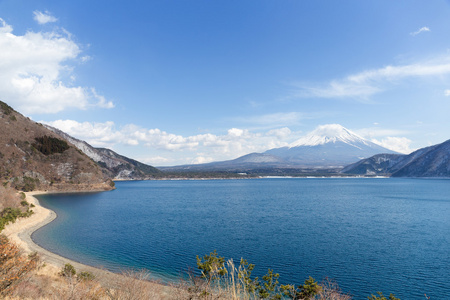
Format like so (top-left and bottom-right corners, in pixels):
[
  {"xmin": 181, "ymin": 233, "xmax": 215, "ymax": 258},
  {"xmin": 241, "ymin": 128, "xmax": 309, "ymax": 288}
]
[
  {"xmin": 0, "ymin": 235, "xmax": 39, "ymax": 297},
  {"xmin": 0, "ymin": 100, "xmax": 113, "ymax": 192}
]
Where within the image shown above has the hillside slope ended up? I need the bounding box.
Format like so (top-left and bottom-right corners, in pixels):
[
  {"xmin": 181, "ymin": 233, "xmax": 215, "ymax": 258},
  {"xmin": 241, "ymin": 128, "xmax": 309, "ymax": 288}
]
[
  {"xmin": 44, "ymin": 126, "xmax": 161, "ymax": 180},
  {"xmin": 0, "ymin": 101, "xmax": 114, "ymax": 192},
  {"xmin": 342, "ymin": 139, "xmax": 450, "ymax": 177}
]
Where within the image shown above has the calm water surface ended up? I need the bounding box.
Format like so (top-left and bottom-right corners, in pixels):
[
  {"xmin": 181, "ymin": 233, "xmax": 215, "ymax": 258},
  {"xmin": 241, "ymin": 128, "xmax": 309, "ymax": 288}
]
[{"xmin": 33, "ymin": 178, "xmax": 450, "ymax": 299}]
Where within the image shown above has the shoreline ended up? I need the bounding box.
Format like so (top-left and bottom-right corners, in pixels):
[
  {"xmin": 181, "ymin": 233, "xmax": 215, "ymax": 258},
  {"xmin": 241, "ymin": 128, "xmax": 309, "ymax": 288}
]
[
  {"xmin": 3, "ymin": 191, "xmax": 120, "ymax": 278},
  {"xmin": 2, "ymin": 190, "xmax": 175, "ymax": 296}
]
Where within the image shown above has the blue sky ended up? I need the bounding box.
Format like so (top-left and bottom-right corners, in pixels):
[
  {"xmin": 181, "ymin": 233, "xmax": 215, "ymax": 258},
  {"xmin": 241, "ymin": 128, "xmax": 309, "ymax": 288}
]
[{"xmin": 1, "ymin": 0, "xmax": 450, "ymax": 166}]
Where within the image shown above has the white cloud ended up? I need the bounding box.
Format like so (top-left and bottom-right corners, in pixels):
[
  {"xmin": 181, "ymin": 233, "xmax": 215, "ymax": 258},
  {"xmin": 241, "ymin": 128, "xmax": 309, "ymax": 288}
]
[
  {"xmin": 354, "ymin": 127, "xmax": 414, "ymax": 154},
  {"xmin": 43, "ymin": 119, "xmax": 124, "ymax": 147},
  {"xmin": 267, "ymin": 127, "xmax": 292, "ymax": 139},
  {"xmin": 140, "ymin": 156, "xmax": 170, "ymax": 164},
  {"xmin": 0, "ymin": 17, "xmax": 113, "ymax": 114},
  {"xmin": 33, "ymin": 10, "xmax": 58, "ymax": 24},
  {"xmin": 42, "ymin": 120, "xmax": 296, "ymax": 165},
  {"xmin": 293, "ymin": 58, "xmax": 450, "ymax": 100},
  {"xmin": 445, "ymin": 89, "xmax": 450, "ymax": 96},
  {"xmin": 90, "ymin": 88, "xmax": 114, "ymax": 109},
  {"xmin": 410, "ymin": 26, "xmax": 430, "ymax": 36},
  {"xmin": 81, "ymin": 56, "xmax": 92, "ymax": 63},
  {"xmin": 191, "ymin": 156, "xmax": 214, "ymax": 164},
  {"xmin": 371, "ymin": 137, "xmax": 414, "ymax": 154}
]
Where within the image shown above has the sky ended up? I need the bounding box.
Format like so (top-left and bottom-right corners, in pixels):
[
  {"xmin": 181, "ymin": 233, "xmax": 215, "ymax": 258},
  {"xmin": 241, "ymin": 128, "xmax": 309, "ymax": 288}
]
[{"xmin": 1, "ymin": 0, "xmax": 450, "ymax": 166}]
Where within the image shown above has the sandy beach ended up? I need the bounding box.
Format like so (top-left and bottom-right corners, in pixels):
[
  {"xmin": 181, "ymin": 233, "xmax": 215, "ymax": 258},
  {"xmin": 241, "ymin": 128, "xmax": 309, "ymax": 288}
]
[
  {"xmin": 2, "ymin": 191, "xmax": 176, "ymax": 297},
  {"xmin": 2, "ymin": 191, "xmax": 118, "ymax": 277}
]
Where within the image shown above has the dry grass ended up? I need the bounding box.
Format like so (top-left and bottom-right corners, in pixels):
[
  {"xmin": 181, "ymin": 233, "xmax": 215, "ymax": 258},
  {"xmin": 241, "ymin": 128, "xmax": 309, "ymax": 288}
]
[
  {"xmin": 103, "ymin": 270, "xmax": 164, "ymax": 300},
  {"xmin": 0, "ymin": 235, "xmax": 39, "ymax": 297},
  {"xmin": 0, "ymin": 185, "xmax": 21, "ymax": 212},
  {"xmin": 0, "ymin": 236, "xmax": 355, "ymax": 299}
]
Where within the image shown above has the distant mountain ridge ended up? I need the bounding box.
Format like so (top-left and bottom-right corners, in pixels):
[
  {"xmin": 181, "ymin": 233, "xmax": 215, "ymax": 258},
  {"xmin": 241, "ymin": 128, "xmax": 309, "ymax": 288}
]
[
  {"xmin": 162, "ymin": 124, "xmax": 398, "ymax": 172},
  {"xmin": 44, "ymin": 125, "xmax": 161, "ymax": 180},
  {"xmin": 342, "ymin": 139, "xmax": 450, "ymax": 177}
]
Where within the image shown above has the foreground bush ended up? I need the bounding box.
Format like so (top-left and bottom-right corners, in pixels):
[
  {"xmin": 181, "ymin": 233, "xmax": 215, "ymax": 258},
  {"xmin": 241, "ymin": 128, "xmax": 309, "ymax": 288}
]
[
  {"xmin": 182, "ymin": 250, "xmax": 354, "ymax": 299},
  {"xmin": 0, "ymin": 235, "xmax": 39, "ymax": 296}
]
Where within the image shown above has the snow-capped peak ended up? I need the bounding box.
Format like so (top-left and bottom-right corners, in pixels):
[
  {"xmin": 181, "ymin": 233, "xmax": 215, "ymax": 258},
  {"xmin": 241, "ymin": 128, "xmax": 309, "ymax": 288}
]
[{"xmin": 289, "ymin": 124, "xmax": 370, "ymax": 148}]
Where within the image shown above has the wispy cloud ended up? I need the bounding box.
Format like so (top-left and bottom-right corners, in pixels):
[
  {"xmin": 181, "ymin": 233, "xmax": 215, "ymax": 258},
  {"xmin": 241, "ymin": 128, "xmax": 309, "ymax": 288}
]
[
  {"xmin": 410, "ymin": 26, "xmax": 430, "ymax": 36},
  {"xmin": 445, "ymin": 89, "xmax": 450, "ymax": 96},
  {"xmin": 33, "ymin": 10, "xmax": 58, "ymax": 24},
  {"xmin": 292, "ymin": 58, "xmax": 450, "ymax": 100},
  {"xmin": 0, "ymin": 17, "xmax": 113, "ymax": 114}
]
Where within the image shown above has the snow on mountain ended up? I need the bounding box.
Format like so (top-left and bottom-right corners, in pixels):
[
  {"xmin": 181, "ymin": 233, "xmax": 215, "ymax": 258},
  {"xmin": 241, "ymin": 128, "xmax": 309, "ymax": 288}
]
[
  {"xmin": 289, "ymin": 124, "xmax": 371, "ymax": 149},
  {"xmin": 264, "ymin": 124, "xmax": 397, "ymax": 167}
]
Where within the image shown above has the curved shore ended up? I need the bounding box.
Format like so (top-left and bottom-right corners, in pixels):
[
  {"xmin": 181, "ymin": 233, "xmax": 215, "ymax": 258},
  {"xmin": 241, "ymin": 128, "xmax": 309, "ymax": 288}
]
[
  {"xmin": 3, "ymin": 191, "xmax": 120, "ymax": 277},
  {"xmin": 2, "ymin": 191, "xmax": 175, "ymax": 297}
]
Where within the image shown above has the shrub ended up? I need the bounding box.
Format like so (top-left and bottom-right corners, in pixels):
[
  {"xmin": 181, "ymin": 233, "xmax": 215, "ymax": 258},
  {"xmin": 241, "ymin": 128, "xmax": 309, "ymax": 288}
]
[
  {"xmin": 368, "ymin": 291, "xmax": 401, "ymax": 300},
  {"xmin": 19, "ymin": 177, "xmax": 39, "ymax": 192},
  {"xmin": 60, "ymin": 263, "xmax": 76, "ymax": 278},
  {"xmin": 78, "ymin": 271, "xmax": 95, "ymax": 281},
  {"xmin": 0, "ymin": 101, "xmax": 14, "ymax": 115},
  {"xmin": 0, "ymin": 208, "xmax": 22, "ymax": 232},
  {"xmin": 196, "ymin": 250, "xmax": 228, "ymax": 281},
  {"xmin": 32, "ymin": 136, "xmax": 70, "ymax": 156},
  {"xmin": 281, "ymin": 276, "xmax": 322, "ymax": 299}
]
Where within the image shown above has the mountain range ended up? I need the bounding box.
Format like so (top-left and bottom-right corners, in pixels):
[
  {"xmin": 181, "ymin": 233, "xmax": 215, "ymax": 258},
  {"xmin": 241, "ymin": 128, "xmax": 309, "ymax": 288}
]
[
  {"xmin": 342, "ymin": 139, "xmax": 450, "ymax": 177},
  {"xmin": 161, "ymin": 124, "xmax": 398, "ymax": 172},
  {"xmin": 1, "ymin": 99, "xmax": 449, "ymax": 180}
]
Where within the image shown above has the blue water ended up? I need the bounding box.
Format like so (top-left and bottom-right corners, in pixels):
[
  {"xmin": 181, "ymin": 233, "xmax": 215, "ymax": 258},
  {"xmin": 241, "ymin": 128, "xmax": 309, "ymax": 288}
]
[{"xmin": 32, "ymin": 178, "xmax": 450, "ymax": 299}]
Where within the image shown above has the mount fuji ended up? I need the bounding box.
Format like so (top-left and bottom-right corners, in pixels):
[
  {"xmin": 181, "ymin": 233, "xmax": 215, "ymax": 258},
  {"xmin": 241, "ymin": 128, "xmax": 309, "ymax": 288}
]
[
  {"xmin": 162, "ymin": 124, "xmax": 398, "ymax": 172},
  {"xmin": 263, "ymin": 124, "xmax": 397, "ymax": 167}
]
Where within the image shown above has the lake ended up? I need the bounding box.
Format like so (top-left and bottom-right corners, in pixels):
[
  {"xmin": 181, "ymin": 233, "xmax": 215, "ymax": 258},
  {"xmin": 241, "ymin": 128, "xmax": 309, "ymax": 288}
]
[{"xmin": 32, "ymin": 178, "xmax": 450, "ymax": 299}]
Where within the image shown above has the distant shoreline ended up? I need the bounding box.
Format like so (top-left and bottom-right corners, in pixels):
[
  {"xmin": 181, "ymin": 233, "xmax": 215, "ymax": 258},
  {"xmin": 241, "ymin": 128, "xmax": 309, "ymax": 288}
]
[{"xmin": 118, "ymin": 175, "xmax": 390, "ymax": 180}]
